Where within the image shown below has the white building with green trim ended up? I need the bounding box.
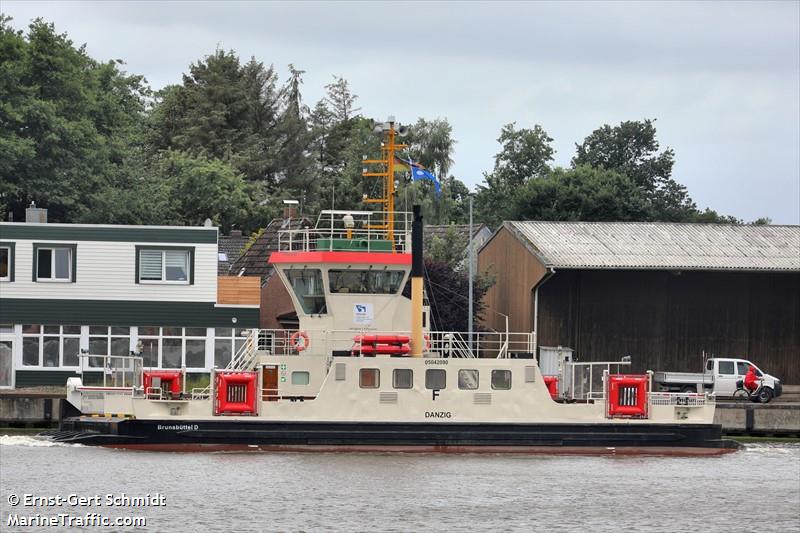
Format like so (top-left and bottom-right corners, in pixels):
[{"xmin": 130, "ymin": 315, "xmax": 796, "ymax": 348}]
[{"xmin": 0, "ymin": 220, "xmax": 259, "ymax": 389}]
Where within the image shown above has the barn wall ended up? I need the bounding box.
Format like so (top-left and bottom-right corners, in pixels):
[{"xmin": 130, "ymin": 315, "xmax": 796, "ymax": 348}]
[
  {"xmin": 478, "ymin": 227, "xmax": 547, "ymax": 332},
  {"xmin": 537, "ymin": 270, "xmax": 800, "ymax": 383}
]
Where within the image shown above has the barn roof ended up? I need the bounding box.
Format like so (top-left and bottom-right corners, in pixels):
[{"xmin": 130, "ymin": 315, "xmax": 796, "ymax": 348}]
[{"xmin": 502, "ymin": 221, "xmax": 800, "ymax": 272}]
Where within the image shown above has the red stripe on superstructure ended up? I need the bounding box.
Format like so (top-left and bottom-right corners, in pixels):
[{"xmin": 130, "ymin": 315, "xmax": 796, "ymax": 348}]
[{"xmin": 269, "ymin": 251, "xmax": 411, "ymax": 265}]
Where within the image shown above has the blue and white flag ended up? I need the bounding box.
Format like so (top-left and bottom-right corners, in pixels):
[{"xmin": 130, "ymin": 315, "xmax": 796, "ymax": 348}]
[{"xmin": 402, "ymin": 157, "xmax": 441, "ymax": 196}]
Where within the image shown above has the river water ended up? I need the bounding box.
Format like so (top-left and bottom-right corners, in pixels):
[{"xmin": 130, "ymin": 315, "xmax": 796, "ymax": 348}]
[{"xmin": 1, "ymin": 435, "xmax": 798, "ymax": 532}]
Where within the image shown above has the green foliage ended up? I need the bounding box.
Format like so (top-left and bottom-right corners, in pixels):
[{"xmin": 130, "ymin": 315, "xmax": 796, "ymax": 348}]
[
  {"xmin": 425, "ymin": 225, "xmax": 469, "ymax": 268},
  {"xmin": 0, "ymin": 16, "xmax": 149, "ymax": 222},
  {"xmin": 474, "ymin": 123, "xmax": 555, "ymax": 227},
  {"xmin": 573, "ymin": 119, "xmax": 697, "ymax": 221},
  {"xmin": 514, "ymin": 165, "xmax": 648, "ymax": 222}
]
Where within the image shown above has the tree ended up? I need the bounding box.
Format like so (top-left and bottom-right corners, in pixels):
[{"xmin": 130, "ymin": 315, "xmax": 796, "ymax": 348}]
[
  {"xmin": 403, "ymin": 258, "xmax": 492, "ymax": 332},
  {"xmin": 514, "ymin": 165, "xmax": 648, "ymax": 222},
  {"xmin": 572, "ymin": 119, "xmax": 698, "ymax": 221},
  {"xmin": 324, "ymin": 75, "xmax": 360, "ymax": 123},
  {"xmin": 159, "ymin": 151, "xmax": 254, "ymax": 231},
  {"xmin": 475, "ymin": 123, "xmax": 555, "ymax": 228},
  {"xmin": 0, "ymin": 17, "xmax": 149, "ymax": 222},
  {"xmin": 425, "ymin": 225, "xmax": 469, "ymax": 268},
  {"xmin": 148, "ymin": 49, "xmax": 280, "ymax": 184}
]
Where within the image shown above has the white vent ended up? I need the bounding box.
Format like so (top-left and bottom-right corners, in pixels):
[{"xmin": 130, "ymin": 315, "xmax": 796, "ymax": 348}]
[
  {"xmin": 335, "ymin": 363, "xmax": 346, "ymax": 381},
  {"xmin": 524, "ymin": 366, "xmax": 536, "ymax": 383},
  {"xmin": 473, "ymin": 393, "xmax": 492, "ymax": 405},
  {"xmin": 379, "ymin": 392, "xmax": 398, "ymax": 404}
]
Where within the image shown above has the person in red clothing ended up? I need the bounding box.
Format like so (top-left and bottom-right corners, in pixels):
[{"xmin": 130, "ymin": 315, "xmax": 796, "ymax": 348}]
[{"xmin": 744, "ymin": 365, "xmax": 760, "ymax": 393}]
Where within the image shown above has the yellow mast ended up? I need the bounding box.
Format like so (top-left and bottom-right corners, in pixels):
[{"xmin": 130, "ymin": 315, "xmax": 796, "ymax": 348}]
[{"xmin": 362, "ymin": 117, "xmax": 407, "ymax": 248}]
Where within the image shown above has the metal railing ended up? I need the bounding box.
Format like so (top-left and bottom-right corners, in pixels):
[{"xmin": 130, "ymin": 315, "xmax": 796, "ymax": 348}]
[
  {"xmin": 226, "ymin": 329, "xmax": 258, "ymax": 371},
  {"xmin": 565, "ymin": 361, "xmax": 632, "ymax": 400},
  {"xmin": 228, "ymin": 328, "xmax": 535, "ymax": 360},
  {"xmin": 277, "ymin": 210, "xmax": 412, "ymax": 253},
  {"xmin": 78, "ymin": 354, "xmax": 143, "ymax": 389}
]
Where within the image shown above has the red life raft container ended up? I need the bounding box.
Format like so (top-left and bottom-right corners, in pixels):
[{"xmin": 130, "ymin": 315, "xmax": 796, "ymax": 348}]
[
  {"xmin": 214, "ymin": 371, "xmax": 258, "ymax": 415},
  {"xmin": 543, "ymin": 376, "xmax": 559, "ymax": 399},
  {"xmin": 354, "ymin": 334, "xmax": 411, "ymax": 345},
  {"xmin": 607, "ymin": 374, "xmax": 649, "ymax": 418},
  {"xmin": 353, "ymin": 344, "xmax": 411, "ymax": 355},
  {"xmin": 143, "ymin": 370, "xmax": 183, "ymax": 397}
]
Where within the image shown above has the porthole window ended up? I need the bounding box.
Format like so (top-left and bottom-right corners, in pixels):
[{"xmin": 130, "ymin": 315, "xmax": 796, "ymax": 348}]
[
  {"xmin": 360, "ymin": 368, "xmax": 380, "ymax": 388},
  {"xmin": 291, "ymin": 371, "xmax": 310, "ymax": 385},
  {"xmin": 491, "ymin": 369, "xmax": 512, "ymax": 390},
  {"xmin": 425, "ymin": 369, "xmax": 446, "ymax": 390},
  {"xmin": 458, "ymin": 369, "xmax": 479, "ymax": 390},
  {"xmin": 393, "ymin": 368, "xmax": 413, "ymax": 389}
]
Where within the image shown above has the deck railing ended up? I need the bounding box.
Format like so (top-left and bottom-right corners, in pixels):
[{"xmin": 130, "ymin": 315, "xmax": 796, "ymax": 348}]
[
  {"xmin": 224, "ymin": 328, "xmax": 535, "ymax": 365},
  {"xmin": 277, "ymin": 210, "xmax": 413, "ymax": 253}
]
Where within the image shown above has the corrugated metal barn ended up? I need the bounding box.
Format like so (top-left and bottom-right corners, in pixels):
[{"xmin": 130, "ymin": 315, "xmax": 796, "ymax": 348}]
[{"xmin": 478, "ymin": 222, "xmax": 800, "ymax": 383}]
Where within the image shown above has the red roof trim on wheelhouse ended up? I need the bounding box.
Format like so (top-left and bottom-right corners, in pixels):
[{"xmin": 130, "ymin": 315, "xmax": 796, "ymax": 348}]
[{"xmin": 269, "ymin": 251, "xmax": 411, "ymax": 265}]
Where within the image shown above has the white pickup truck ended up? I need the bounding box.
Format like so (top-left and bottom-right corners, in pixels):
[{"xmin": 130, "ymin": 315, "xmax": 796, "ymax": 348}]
[{"xmin": 653, "ymin": 357, "xmax": 783, "ymax": 403}]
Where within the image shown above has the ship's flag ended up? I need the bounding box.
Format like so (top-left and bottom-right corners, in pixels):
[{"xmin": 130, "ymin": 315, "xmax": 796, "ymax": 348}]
[{"xmin": 395, "ymin": 156, "xmax": 441, "ymax": 196}]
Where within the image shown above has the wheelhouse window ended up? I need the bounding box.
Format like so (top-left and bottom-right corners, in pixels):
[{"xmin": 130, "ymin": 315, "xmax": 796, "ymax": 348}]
[
  {"xmin": 393, "ymin": 368, "xmax": 413, "ymax": 389},
  {"xmin": 138, "ymin": 248, "xmax": 192, "ymax": 283},
  {"xmin": 286, "ymin": 269, "xmax": 326, "ymax": 314},
  {"xmin": 329, "ymin": 269, "xmax": 405, "ymax": 294},
  {"xmin": 34, "ymin": 245, "xmax": 75, "ymax": 282},
  {"xmin": 360, "ymin": 368, "xmax": 380, "ymax": 388},
  {"xmin": 425, "ymin": 369, "xmax": 446, "ymax": 390},
  {"xmin": 491, "ymin": 369, "xmax": 512, "ymax": 390},
  {"xmin": 0, "ymin": 242, "xmax": 13, "ymax": 281},
  {"xmin": 458, "ymin": 369, "xmax": 479, "ymax": 390}
]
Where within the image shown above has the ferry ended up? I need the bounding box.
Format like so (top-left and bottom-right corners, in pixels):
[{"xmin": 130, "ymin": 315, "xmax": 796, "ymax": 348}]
[{"xmin": 45, "ymin": 119, "xmax": 739, "ymax": 455}]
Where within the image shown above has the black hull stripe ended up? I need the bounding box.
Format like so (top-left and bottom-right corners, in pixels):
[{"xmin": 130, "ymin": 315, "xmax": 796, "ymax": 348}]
[{"xmin": 56, "ymin": 418, "xmax": 739, "ymax": 452}]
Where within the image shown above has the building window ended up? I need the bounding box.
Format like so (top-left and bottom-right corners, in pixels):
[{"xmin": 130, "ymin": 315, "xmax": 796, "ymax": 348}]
[
  {"xmin": 286, "ymin": 269, "xmax": 326, "ymax": 314},
  {"xmin": 136, "ymin": 247, "xmax": 194, "ymax": 284},
  {"xmin": 360, "ymin": 368, "xmax": 380, "ymax": 388},
  {"xmin": 458, "ymin": 369, "xmax": 479, "ymax": 390},
  {"xmin": 0, "ymin": 242, "xmax": 14, "ymax": 282},
  {"xmin": 491, "ymin": 369, "xmax": 512, "ymax": 390},
  {"xmin": 291, "ymin": 371, "xmax": 310, "ymax": 385},
  {"xmin": 393, "ymin": 368, "xmax": 413, "ymax": 389},
  {"xmin": 21, "ymin": 325, "xmax": 81, "ymax": 367},
  {"xmin": 137, "ymin": 327, "xmax": 209, "ymax": 369},
  {"xmin": 33, "ymin": 244, "xmax": 76, "ymax": 282},
  {"xmin": 88, "ymin": 326, "xmax": 131, "ymax": 367},
  {"xmin": 425, "ymin": 369, "xmax": 446, "ymax": 390},
  {"xmin": 213, "ymin": 328, "xmax": 248, "ymax": 368}
]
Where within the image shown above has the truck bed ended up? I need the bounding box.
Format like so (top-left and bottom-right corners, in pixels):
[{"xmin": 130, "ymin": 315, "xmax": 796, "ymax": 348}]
[{"xmin": 653, "ymin": 371, "xmax": 713, "ymax": 385}]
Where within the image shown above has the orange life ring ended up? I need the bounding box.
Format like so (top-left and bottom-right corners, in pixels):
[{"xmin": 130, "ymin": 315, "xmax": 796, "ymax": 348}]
[{"xmin": 290, "ymin": 331, "xmax": 310, "ymax": 352}]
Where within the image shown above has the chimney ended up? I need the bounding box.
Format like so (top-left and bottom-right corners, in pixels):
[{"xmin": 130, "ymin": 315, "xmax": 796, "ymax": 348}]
[
  {"xmin": 282, "ymin": 199, "xmax": 299, "ymax": 219},
  {"xmin": 25, "ymin": 202, "xmax": 47, "ymax": 223},
  {"xmin": 229, "ymin": 229, "xmax": 243, "ymax": 237}
]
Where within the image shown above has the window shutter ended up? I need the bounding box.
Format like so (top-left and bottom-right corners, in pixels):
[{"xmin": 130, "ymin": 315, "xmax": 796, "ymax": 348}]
[{"xmin": 140, "ymin": 250, "xmax": 162, "ymax": 280}]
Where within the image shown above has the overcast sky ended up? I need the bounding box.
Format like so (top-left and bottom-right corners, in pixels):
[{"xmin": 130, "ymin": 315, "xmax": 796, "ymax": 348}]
[{"xmin": 4, "ymin": 1, "xmax": 799, "ymax": 224}]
